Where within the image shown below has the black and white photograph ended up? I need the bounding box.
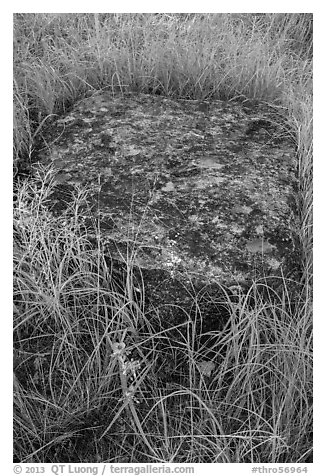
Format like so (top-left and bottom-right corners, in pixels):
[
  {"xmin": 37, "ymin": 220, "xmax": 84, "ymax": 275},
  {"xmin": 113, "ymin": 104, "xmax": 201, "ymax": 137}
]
[{"xmin": 12, "ymin": 7, "xmax": 313, "ymax": 468}]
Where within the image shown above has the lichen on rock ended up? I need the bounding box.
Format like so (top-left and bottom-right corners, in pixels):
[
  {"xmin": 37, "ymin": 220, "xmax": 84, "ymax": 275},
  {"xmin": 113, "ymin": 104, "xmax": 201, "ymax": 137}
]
[{"xmin": 35, "ymin": 91, "xmax": 300, "ymax": 319}]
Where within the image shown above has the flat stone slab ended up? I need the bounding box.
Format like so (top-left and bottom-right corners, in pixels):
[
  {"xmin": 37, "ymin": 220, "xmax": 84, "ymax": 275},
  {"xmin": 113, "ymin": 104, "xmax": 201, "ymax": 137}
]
[{"xmin": 36, "ymin": 92, "xmax": 299, "ymax": 301}]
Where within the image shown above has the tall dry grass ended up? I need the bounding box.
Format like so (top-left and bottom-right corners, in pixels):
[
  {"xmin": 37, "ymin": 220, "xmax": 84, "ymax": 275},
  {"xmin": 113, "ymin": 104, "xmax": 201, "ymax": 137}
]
[{"xmin": 13, "ymin": 13, "xmax": 312, "ymax": 463}]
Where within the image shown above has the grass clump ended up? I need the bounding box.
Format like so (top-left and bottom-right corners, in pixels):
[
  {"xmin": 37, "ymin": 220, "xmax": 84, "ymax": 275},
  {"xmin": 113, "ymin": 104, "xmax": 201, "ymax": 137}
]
[
  {"xmin": 13, "ymin": 169, "xmax": 312, "ymax": 463},
  {"xmin": 13, "ymin": 13, "xmax": 312, "ymax": 463}
]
